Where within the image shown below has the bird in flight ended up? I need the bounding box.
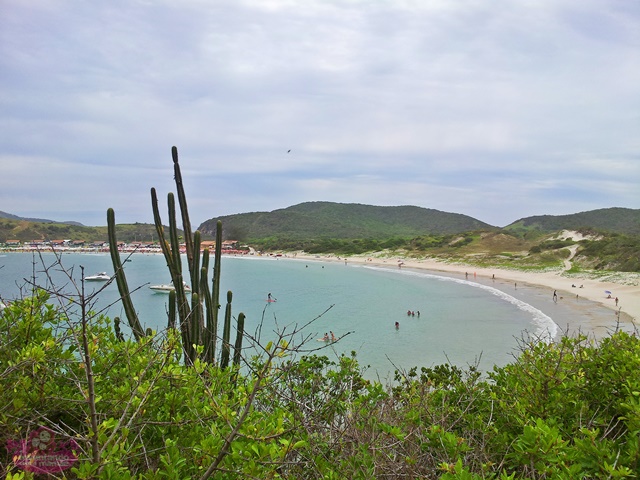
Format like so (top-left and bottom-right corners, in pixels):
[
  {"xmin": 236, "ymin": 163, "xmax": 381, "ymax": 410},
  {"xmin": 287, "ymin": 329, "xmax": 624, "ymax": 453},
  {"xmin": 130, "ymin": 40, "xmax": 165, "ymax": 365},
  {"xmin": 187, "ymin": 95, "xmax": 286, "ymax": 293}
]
[{"xmin": 287, "ymin": 149, "xmax": 291, "ymax": 153}]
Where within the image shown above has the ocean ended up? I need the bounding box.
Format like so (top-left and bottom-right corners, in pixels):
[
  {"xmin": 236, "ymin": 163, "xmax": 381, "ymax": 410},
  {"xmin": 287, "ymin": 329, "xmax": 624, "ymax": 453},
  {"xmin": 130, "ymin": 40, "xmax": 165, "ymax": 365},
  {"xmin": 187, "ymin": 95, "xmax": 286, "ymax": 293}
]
[{"xmin": 0, "ymin": 252, "xmax": 616, "ymax": 380}]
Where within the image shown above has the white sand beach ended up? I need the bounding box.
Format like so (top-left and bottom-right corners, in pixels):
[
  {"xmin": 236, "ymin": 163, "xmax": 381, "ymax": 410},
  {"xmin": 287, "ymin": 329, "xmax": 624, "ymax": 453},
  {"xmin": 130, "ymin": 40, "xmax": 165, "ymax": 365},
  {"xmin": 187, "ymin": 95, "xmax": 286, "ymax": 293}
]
[{"xmin": 290, "ymin": 251, "xmax": 639, "ymax": 341}]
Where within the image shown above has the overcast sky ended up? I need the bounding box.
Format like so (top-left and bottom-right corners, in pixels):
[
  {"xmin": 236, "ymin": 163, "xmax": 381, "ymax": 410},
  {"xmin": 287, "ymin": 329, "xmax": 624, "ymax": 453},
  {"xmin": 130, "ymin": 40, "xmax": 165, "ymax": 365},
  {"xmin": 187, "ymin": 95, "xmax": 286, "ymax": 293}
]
[{"xmin": 1, "ymin": 0, "xmax": 638, "ymax": 228}]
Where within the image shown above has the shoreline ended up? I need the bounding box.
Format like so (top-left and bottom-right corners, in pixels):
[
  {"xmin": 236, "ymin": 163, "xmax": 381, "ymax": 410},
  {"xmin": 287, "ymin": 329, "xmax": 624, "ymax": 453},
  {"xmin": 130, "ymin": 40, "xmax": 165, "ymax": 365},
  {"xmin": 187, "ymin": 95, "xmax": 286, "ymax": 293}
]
[
  {"xmin": 289, "ymin": 252, "xmax": 639, "ymax": 341},
  {"xmin": 3, "ymin": 248, "xmax": 637, "ymax": 341}
]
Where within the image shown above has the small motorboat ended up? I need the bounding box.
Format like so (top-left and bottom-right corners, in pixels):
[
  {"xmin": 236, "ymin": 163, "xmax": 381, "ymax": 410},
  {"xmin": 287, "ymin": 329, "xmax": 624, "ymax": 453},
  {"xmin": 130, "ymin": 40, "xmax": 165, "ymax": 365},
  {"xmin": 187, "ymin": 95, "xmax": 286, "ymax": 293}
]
[
  {"xmin": 85, "ymin": 272, "xmax": 111, "ymax": 281},
  {"xmin": 149, "ymin": 281, "xmax": 191, "ymax": 293}
]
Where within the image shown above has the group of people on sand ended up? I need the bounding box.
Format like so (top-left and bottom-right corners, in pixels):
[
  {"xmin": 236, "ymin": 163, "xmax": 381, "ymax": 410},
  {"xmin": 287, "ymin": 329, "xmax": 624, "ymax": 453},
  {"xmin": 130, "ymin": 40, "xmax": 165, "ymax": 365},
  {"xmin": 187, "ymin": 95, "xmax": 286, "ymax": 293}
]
[
  {"xmin": 554, "ymin": 288, "xmax": 620, "ymax": 307},
  {"xmin": 406, "ymin": 310, "xmax": 420, "ymax": 317},
  {"xmin": 322, "ymin": 331, "xmax": 337, "ymax": 342}
]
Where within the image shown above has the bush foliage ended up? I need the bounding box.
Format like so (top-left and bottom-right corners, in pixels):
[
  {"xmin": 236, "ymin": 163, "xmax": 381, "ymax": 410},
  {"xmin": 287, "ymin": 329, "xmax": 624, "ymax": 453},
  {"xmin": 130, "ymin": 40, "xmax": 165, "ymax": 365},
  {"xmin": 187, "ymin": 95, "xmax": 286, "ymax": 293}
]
[{"xmin": 2, "ymin": 288, "xmax": 639, "ymax": 478}]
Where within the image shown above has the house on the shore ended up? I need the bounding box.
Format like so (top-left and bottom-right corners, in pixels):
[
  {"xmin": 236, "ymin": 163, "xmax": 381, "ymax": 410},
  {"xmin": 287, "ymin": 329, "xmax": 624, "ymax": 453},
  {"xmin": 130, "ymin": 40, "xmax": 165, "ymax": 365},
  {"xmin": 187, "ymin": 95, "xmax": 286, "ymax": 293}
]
[
  {"xmin": 197, "ymin": 240, "xmax": 245, "ymax": 254},
  {"xmin": 222, "ymin": 240, "xmax": 239, "ymax": 250},
  {"xmin": 50, "ymin": 239, "xmax": 69, "ymax": 247},
  {"xmin": 25, "ymin": 240, "xmax": 47, "ymax": 248}
]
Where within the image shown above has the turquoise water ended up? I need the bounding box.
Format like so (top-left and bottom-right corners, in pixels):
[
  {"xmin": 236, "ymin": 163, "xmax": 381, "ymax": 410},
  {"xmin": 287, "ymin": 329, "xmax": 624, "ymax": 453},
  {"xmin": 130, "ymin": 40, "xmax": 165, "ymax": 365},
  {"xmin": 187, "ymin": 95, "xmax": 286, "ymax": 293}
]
[{"xmin": 1, "ymin": 252, "xmax": 560, "ymax": 379}]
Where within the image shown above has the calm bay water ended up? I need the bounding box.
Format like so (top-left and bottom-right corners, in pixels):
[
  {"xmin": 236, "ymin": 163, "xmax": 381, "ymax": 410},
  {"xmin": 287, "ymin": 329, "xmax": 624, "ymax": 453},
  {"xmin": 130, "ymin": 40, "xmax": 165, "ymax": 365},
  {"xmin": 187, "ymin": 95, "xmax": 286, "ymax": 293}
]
[{"xmin": 1, "ymin": 252, "xmax": 560, "ymax": 379}]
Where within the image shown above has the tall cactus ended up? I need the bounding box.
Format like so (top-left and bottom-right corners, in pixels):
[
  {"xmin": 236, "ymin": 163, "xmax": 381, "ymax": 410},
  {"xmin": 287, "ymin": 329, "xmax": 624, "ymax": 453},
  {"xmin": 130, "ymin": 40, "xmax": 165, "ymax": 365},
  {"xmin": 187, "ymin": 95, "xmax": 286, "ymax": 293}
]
[
  {"xmin": 107, "ymin": 208, "xmax": 145, "ymax": 341},
  {"xmin": 147, "ymin": 146, "xmax": 245, "ymax": 367},
  {"xmin": 107, "ymin": 146, "xmax": 245, "ymax": 366},
  {"xmin": 151, "ymin": 189, "xmax": 193, "ymax": 363}
]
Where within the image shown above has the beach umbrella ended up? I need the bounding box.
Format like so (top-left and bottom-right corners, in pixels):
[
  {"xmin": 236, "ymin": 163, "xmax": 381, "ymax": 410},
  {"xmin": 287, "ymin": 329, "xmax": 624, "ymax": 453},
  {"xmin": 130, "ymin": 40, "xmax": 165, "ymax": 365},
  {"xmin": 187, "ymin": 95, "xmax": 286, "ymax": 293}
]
[{"xmin": 605, "ymin": 290, "xmax": 612, "ymax": 295}]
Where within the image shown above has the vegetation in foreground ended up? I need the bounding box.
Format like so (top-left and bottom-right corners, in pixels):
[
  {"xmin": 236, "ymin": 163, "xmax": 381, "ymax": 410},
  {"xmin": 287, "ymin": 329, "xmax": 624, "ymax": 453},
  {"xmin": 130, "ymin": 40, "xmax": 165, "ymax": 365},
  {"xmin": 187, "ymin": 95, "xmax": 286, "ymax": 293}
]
[{"xmin": 1, "ymin": 289, "xmax": 640, "ymax": 479}]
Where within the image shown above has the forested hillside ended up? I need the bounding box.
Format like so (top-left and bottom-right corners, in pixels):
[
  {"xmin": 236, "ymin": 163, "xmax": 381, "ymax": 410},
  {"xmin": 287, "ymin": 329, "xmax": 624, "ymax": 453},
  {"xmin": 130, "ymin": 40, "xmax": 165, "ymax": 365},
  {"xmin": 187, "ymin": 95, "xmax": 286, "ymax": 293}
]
[
  {"xmin": 198, "ymin": 202, "xmax": 494, "ymax": 241},
  {"xmin": 505, "ymin": 207, "xmax": 640, "ymax": 235},
  {"xmin": 0, "ymin": 219, "xmax": 179, "ymax": 244}
]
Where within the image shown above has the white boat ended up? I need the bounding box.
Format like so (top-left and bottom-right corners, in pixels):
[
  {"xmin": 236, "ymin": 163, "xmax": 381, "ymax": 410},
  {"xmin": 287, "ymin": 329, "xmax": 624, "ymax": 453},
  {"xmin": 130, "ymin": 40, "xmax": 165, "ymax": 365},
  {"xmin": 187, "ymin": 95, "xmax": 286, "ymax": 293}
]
[
  {"xmin": 149, "ymin": 281, "xmax": 191, "ymax": 293},
  {"xmin": 85, "ymin": 272, "xmax": 110, "ymax": 281}
]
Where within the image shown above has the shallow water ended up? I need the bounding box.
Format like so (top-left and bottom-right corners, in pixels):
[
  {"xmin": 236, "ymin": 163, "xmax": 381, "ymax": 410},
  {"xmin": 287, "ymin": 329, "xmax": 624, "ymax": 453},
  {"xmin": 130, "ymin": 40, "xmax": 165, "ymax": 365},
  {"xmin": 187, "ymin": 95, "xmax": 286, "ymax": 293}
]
[{"xmin": 0, "ymin": 252, "xmax": 620, "ymax": 380}]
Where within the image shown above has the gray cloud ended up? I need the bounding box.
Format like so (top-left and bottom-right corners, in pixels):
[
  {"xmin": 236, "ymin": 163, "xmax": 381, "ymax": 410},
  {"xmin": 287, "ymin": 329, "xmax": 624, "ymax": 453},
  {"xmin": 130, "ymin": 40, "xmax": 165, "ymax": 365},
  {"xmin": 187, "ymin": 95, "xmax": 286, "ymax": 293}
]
[{"xmin": 1, "ymin": 0, "xmax": 638, "ymax": 227}]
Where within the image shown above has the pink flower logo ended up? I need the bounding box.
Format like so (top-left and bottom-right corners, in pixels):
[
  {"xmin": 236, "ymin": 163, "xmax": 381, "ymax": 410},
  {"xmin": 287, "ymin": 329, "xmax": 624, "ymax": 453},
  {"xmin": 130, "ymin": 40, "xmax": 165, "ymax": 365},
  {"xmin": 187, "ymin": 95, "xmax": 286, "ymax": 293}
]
[{"xmin": 7, "ymin": 427, "xmax": 78, "ymax": 474}]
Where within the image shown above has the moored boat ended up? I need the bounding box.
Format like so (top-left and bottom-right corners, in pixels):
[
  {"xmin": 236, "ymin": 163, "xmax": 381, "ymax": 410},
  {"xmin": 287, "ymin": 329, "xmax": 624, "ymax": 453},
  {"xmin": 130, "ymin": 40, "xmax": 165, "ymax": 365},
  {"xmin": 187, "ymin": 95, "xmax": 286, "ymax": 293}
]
[
  {"xmin": 149, "ymin": 281, "xmax": 191, "ymax": 293},
  {"xmin": 85, "ymin": 272, "xmax": 110, "ymax": 281}
]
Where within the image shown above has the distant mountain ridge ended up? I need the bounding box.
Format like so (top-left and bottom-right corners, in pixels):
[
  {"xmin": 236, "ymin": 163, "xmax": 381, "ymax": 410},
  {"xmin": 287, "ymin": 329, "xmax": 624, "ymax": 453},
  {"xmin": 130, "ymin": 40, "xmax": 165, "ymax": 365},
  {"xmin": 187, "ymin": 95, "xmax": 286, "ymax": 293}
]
[
  {"xmin": 2, "ymin": 205, "xmax": 639, "ymax": 244},
  {"xmin": 505, "ymin": 207, "xmax": 640, "ymax": 235},
  {"xmin": 198, "ymin": 202, "xmax": 495, "ymax": 241},
  {"xmin": 198, "ymin": 203, "xmax": 640, "ymax": 242},
  {"xmin": 0, "ymin": 210, "xmax": 84, "ymax": 226}
]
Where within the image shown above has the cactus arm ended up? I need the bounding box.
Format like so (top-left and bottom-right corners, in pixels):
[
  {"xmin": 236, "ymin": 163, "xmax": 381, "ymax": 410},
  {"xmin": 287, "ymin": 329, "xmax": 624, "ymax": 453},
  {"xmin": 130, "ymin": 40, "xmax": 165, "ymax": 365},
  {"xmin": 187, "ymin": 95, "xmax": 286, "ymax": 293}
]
[
  {"xmin": 200, "ymin": 260, "xmax": 216, "ymax": 364},
  {"xmin": 168, "ymin": 290, "xmax": 176, "ymax": 330},
  {"xmin": 152, "ymin": 187, "xmax": 192, "ymax": 362},
  {"xmin": 167, "ymin": 193, "xmax": 190, "ymax": 314},
  {"xmin": 171, "ymin": 146, "xmax": 195, "ymax": 273},
  {"xmin": 192, "ymin": 231, "xmax": 201, "ymax": 298},
  {"xmin": 167, "ymin": 193, "xmax": 182, "ymax": 279},
  {"xmin": 219, "ymin": 290, "xmax": 233, "ymax": 369},
  {"xmin": 190, "ymin": 292, "xmax": 201, "ymax": 349},
  {"xmin": 209, "ymin": 221, "xmax": 223, "ymax": 364},
  {"xmin": 107, "ymin": 208, "xmax": 144, "ymax": 341},
  {"xmin": 212, "ymin": 221, "xmax": 222, "ymax": 345},
  {"xmin": 233, "ymin": 312, "xmax": 245, "ymax": 367},
  {"xmin": 151, "ymin": 187, "xmax": 174, "ymax": 267}
]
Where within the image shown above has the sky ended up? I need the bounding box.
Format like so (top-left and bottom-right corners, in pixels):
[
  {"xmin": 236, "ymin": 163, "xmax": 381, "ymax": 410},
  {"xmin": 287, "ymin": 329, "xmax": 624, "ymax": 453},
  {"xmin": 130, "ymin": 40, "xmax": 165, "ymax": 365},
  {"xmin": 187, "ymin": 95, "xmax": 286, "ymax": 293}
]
[{"xmin": 1, "ymin": 0, "xmax": 639, "ymax": 228}]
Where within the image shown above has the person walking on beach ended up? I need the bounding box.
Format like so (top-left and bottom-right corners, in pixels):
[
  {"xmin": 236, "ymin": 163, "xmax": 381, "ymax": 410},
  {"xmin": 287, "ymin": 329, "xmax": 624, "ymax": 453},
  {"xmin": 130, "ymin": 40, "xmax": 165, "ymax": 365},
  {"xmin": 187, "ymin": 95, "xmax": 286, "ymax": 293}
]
[
  {"xmin": 553, "ymin": 290, "xmax": 557, "ymax": 302},
  {"xmin": 615, "ymin": 297, "xmax": 619, "ymax": 306}
]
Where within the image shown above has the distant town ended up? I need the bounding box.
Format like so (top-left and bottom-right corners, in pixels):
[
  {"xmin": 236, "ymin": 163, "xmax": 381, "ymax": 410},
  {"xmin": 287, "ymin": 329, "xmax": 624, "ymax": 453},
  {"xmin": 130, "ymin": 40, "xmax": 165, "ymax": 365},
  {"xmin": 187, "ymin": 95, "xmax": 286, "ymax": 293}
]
[{"xmin": 0, "ymin": 239, "xmax": 249, "ymax": 255}]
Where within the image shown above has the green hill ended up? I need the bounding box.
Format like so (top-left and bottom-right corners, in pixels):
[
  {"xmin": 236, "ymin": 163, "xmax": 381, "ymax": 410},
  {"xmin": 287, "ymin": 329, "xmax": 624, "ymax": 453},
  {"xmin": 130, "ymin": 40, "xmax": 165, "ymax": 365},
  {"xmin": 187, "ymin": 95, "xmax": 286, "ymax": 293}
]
[
  {"xmin": 0, "ymin": 218, "xmax": 174, "ymax": 244},
  {"xmin": 505, "ymin": 207, "xmax": 640, "ymax": 236},
  {"xmin": 197, "ymin": 202, "xmax": 495, "ymax": 241},
  {"xmin": 0, "ymin": 210, "xmax": 83, "ymax": 226}
]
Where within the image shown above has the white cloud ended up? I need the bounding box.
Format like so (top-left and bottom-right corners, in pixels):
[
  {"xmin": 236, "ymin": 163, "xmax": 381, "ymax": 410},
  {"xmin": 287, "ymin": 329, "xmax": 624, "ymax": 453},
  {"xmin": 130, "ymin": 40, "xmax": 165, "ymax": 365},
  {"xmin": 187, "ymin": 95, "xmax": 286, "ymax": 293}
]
[{"xmin": 0, "ymin": 0, "xmax": 638, "ymax": 227}]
